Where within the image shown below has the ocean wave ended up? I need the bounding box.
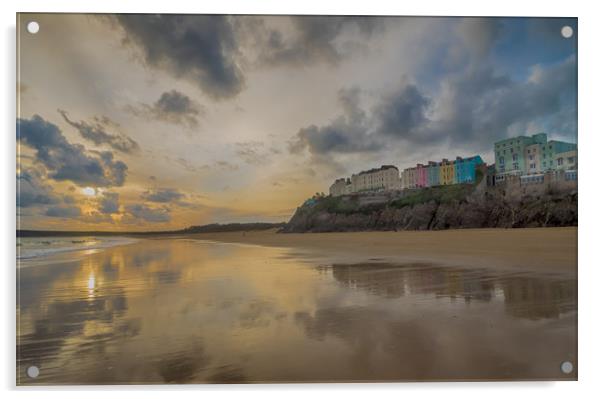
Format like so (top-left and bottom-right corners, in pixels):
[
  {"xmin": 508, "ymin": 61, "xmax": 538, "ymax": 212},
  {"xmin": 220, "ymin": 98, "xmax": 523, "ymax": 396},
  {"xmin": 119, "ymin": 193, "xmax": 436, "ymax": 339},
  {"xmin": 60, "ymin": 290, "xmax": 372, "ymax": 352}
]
[{"xmin": 17, "ymin": 236, "xmax": 139, "ymax": 261}]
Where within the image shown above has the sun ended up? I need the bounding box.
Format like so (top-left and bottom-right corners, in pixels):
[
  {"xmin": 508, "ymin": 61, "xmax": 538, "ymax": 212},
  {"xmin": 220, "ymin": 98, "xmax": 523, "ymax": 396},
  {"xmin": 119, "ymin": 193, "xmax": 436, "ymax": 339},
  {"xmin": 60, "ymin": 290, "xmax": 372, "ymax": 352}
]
[{"xmin": 81, "ymin": 187, "xmax": 96, "ymax": 197}]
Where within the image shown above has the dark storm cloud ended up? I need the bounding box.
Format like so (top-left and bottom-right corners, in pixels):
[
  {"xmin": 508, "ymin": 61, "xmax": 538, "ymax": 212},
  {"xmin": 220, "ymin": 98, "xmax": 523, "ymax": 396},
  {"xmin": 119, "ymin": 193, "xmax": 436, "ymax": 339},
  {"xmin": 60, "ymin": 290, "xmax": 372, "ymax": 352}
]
[
  {"xmin": 17, "ymin": 168, "xmax": 59, "ymax": 207},
  {"xmin": 141, "ymin": 188, "xmax": 185, "ymax": 203},
  {"xmin": 45, "ymin": 205, "xmax": 82, "ymax": 219},
  {"xmin": 17, "ymin": 115, "xmax": 128, "ymax": 187},
  {"xmin": 290, "ymin": 54, "xmax": 576, "ymax": 156},
  {"xmin": 127, "ymin": 90, "xmax": 203, "ymax": 128},
  {"xmin": 373, "ymin": 82, "xmax": 431, "ymax": 141},
  {"xmin": 99, "ymin": 192, "xmax": 120, "ymax": 214},
  {"xmin": 125, "ymin": 203, "xmax": 171, "ymax": 223},
  {"xmin": 58, "ymin": 110, "xmax": 139, "ymax": 154},
  {"xmin": 114, "ymin": 15, "xmax": 244, "ymax": 99},
  {"xmin": 258, "ymin": 16, "xmax": 385, "ymax": 67},
  {"xmin": 427, "ymin": 56, "xmax": 577, "ymax": 148},
  {"xmin": 289, "ymin": 87, "xmax": 380, "ymax": 155}
]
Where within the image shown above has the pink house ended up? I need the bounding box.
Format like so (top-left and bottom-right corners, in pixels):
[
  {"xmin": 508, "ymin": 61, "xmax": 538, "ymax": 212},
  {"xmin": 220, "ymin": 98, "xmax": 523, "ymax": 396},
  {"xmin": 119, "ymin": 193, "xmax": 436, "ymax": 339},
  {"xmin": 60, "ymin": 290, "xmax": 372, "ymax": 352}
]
[{"xmin": 416, "ymin": 164, "xmax": 428, "ymax": 188}]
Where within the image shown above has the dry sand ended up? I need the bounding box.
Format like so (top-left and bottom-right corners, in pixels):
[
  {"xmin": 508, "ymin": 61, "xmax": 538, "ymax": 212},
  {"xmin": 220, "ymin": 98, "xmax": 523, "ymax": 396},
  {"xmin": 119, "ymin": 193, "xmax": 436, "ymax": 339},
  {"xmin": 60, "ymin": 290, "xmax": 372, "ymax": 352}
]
[{"xmin": 181, "ymin": 227, "xmax": 577, "ymax": 275}]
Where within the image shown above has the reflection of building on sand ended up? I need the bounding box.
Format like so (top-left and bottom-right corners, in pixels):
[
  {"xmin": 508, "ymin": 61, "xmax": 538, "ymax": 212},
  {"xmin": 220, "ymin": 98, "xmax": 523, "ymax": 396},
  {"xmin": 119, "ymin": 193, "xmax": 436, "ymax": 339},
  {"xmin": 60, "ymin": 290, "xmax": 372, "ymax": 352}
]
[{"xmin": 327, "ymin": 263, "xmax": 576, "ymax": 320}]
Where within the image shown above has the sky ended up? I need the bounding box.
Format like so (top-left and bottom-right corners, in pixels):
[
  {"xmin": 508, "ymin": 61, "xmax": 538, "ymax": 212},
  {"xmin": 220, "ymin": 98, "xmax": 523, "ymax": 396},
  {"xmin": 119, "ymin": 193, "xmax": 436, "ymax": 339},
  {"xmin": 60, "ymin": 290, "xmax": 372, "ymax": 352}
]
[{"xmin": 16, "ymin": 14, "xmax": 577, "ymax": 231}]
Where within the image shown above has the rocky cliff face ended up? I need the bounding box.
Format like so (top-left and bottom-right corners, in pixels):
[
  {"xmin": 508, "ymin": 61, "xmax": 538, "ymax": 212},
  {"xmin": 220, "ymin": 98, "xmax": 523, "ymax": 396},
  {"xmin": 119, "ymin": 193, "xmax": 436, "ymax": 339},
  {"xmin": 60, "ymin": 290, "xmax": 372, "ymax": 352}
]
[{"xmin": 282, "ymin": 185, "xmax": 577, "ymax": 233}]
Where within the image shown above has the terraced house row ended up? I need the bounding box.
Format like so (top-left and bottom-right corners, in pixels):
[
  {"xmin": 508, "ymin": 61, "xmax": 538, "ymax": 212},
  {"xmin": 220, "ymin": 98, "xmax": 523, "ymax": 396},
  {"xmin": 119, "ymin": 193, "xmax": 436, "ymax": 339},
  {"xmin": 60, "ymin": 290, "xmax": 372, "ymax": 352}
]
[
  {"xmin": 329, "ymin": 156, "xmax": 484, "ymax": 196},
  {"xmin": 400, "ymin": 156, "xmax": 484, "ymax": 189},
  {"xmin": 329, "ymin": 132, "xmax": 577, "ymax": 197}
]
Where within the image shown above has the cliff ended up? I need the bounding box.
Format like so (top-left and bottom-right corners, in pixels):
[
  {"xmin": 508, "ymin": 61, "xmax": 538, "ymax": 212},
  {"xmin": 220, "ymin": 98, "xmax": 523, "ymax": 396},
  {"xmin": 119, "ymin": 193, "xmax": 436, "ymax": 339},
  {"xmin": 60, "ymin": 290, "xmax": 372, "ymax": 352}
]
[{"xmin": 282, "ymin": 182, "xmax": 577, "ymax": 233}]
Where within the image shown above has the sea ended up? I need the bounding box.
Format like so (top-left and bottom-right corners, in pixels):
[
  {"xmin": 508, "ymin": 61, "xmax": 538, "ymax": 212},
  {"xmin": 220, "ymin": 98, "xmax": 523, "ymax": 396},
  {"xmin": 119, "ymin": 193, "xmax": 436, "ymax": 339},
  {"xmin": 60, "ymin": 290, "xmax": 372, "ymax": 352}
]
[{"xmin": 17, "ymin": 236, "xmax": 139, "ymax": 264}]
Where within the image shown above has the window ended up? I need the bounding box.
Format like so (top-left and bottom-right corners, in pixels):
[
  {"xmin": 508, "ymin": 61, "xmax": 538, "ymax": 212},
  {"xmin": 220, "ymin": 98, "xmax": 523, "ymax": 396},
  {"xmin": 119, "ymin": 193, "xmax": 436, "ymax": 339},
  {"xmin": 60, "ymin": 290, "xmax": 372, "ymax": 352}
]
[
  {"xmin": 512, "ymin": 153, "xmax": 519, "ymax": 161},
  {"xmin": 528, "ymin": 155, "xmax": 534, "ymax": 161},
  {"xmin": 499, "ymin": 157, "xmax": 505, "ymax": 165},
  {"xmin": 557, "ymin": 158, "xmax": 564, "ymax": 166},
  {"xmin": 530, "ymin": 163, "xmax": 536, "ymax": 169},
  {"xmin": 513, "ymin": 163, "xmax": 519, "ymax": 170},
  {"xmin": 568, "ymin": 157, "xmax": 575, "ymax": 164},
  {"xmin": 510, "ymin": 148, "xmax": 514, "ymax": 153},
  {"xmin": 527, "ymin": 149, "xmax": 531, "ymax": 154},
  {"xmin": 543, "ymin": 161, "xmax": 547, "ymax": 167}
]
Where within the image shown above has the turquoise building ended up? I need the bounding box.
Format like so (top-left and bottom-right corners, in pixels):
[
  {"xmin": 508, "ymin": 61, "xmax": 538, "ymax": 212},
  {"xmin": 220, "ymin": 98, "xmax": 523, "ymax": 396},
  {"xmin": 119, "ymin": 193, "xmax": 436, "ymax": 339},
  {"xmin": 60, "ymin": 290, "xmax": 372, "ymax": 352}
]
[
  {"xmin": 540, "ymin": 140, "xmax": 577, "ymax": 171},
  {"xmin": 494, "ymin": 133, "xmax": 576, "ymax": 176},
  {"xmin": 454, "ymin": 156, "xmax": 484, "ymax": 184},
  {"xmin": 427, "ymin": 161, "xmax": 440, "ymax": 187}
]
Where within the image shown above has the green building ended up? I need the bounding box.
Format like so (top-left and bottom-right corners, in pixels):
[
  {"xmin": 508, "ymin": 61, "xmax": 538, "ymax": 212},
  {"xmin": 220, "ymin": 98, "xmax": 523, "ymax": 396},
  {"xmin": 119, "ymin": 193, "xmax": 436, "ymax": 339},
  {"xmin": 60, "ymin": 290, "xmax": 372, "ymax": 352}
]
[{"xmin": 494, "ymin": 133, "xmax": 576, "ymax": 177}]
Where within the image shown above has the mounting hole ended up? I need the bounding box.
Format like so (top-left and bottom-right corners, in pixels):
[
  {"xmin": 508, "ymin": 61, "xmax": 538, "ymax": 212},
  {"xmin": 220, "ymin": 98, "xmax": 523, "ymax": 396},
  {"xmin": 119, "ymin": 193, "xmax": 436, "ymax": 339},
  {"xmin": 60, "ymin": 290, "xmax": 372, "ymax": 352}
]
[
  {"xmin": 560, "ymin": 360, "xmax": 574, "ymax": 374},
  {"xmin": 26, "ymin": 365, "xmax": 40, "ymax": 378},
  {"xmin": 561, "ymin": 26, "xmax": 573, "ymax": 39},
  {"xmin": 27, "ymin": 21, "xmax": 40, "ymax": 34}
]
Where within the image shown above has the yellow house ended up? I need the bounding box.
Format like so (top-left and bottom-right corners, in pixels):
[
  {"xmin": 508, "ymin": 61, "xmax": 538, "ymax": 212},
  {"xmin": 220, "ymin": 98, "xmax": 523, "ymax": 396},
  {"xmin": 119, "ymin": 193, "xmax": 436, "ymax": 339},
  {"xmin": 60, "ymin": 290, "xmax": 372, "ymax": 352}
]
[{"xmin": 440, "ymin": 159, "xmax": 455, "ymax": 185}]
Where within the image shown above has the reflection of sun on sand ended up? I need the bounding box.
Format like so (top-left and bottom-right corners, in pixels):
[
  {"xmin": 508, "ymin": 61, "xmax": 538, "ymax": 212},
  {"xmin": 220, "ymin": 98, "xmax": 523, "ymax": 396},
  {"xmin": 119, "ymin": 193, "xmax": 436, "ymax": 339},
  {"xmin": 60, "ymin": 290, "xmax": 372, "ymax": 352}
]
[{"xmin": 181, "ymin": 227, "xmax": 577, "ymax": 274}]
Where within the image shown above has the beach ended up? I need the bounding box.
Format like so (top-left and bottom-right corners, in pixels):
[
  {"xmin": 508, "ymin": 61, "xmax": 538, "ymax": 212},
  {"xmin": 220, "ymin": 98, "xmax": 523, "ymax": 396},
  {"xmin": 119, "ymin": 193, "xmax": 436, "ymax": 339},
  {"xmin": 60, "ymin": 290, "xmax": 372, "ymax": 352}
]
[
  {"xmin": 17, "ymin": 227, "xmax": 577, "ymax": 384},
  {"xmin": 184, "ymin": 227, "xmax": 578, "ymax": 274}
]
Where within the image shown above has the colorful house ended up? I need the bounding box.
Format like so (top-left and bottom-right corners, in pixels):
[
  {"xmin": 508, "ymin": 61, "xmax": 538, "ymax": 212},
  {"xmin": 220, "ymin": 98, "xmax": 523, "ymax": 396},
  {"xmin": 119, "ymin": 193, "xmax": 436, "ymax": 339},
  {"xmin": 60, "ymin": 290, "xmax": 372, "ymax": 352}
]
[
  {"xmin": 427, "ymin": 161, "xmax": 440, "ymax": 187},
  {"xmin": 401, "ymin": 166, "xmax": 417, "ymax": 189},
  {"xmin": 416, "ymin": 164, "xmax": 428, "ymax": 188},
  {"xmin": 454, "ymin": 155, "xmax": 484, "ymax": 184},
  {"xmin": 440, "ymin": 159, "xmax": 455, "ymax": 185}
]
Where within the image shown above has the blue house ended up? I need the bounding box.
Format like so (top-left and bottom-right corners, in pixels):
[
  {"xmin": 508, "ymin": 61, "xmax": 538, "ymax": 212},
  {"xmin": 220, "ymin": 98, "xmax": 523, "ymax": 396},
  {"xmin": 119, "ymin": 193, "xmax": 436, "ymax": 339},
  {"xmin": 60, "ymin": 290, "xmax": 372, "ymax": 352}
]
[
  {"xmin": 454, "ymin": 155, "xmax": 484, "ymax": 184},
  {"xmin": 426, "ymin": 161, "xmax": 440, "ymax": 187}
]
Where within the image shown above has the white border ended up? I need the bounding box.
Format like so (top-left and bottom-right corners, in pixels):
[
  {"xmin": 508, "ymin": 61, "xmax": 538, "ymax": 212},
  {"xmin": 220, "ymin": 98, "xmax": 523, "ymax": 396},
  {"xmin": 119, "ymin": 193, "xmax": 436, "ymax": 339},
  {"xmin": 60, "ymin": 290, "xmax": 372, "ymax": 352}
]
[{"xmin": 3, "ymin": 1, "xmax": 601, "ymax": 398}]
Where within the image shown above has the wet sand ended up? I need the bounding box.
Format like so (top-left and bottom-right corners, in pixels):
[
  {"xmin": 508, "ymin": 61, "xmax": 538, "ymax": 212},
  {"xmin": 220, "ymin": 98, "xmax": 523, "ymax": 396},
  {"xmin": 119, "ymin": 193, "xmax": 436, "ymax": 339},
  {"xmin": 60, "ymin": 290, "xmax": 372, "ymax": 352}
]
[
  {"xmin": 17, "ymin": 228, "xmax": 577, "ymax": 384},
  {"xmin": 183, "ymin": 227, "xmax": 578, "ymax": 274}
]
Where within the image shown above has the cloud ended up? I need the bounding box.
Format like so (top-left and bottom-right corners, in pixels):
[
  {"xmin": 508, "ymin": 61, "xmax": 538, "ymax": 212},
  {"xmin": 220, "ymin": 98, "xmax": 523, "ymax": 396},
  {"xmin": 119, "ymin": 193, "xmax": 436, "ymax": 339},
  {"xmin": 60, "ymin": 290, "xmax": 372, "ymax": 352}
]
[
  {"xmin": 455, "ymin": 18, "xmax": 502, "ymax": 58},
  {"xmin": 141, "ymin": 188, "xmax": 185, "ymax": 203},
  {"xmin": 45, "ymin": 205, "xmax": 82, "ymax": 219},
  {"xmin": 425, "ymin": 56, "xmax": 577, "ymax": 149},
  {"xmin": 289, "ymin": 87, "xmax": 380, "ymax": 155},
  {"xmin": 234, "ymin": 141, "xmax": 272, "ymax": 165},
  {"xmin": 127, "ymin": 90, "xmax": 203, "ymax": 128},
  {"xmin": 215, "ymin": 161, "xmax": 239, "ymax": 171},
  {"xmin": 173, "ymin": 157, "xmax": 208, "ymax": 173},
  {"xmin": 17, "ymin": 168, "xmax": 59, "ymax": 208},
  {"xmin": 373, "ymin": 81, "xmax": 431, "ymax": 141},
  {"xmin": 58, "ymin": 110, "xmax": 140, "ymax": 153},
  {"xmin": 17, "ymin": 115, "xmax": 128, "ymax": 187},
  {"xmin": 113, "ymin": 15, "xmax": 244, "ymax": 99},
  {"xmin": 257, "ymin": 16, "xmax": 385, "ymax": 67},
  {"xmin": 98, "ymin": 192, "xmax": 120, "ymax": 214},
  {"xmin": 289, "ymin": 54, "xmax": 576, "ymax": 157},
  {"xmin": 124, "ymin": 203, "xmax": 171, "ymax": 223}
]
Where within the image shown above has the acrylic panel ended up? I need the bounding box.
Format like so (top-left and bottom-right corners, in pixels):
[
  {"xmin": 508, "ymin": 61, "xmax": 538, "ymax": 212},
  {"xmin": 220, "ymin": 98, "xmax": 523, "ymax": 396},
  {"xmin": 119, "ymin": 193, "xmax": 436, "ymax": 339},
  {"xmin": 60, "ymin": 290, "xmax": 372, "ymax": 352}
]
[{"xmin": 16, "ymin": 13, "xmax": 578, "ymax": 385}]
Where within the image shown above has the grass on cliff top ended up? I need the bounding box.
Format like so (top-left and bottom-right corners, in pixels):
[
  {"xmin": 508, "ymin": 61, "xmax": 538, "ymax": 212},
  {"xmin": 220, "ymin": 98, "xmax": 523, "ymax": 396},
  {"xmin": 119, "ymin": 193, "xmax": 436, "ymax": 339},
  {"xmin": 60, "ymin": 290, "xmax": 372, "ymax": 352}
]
[
  {"xmin": 303, "ymin": 183, "xmax": 476, "ymax": 215},
  {"xmin": 314, "ymin": 196, "xmax": 362, "ymax": 215},
  {"xmin": 389, "ymin": 184, "xmax": 474, "ymax": 209}
]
